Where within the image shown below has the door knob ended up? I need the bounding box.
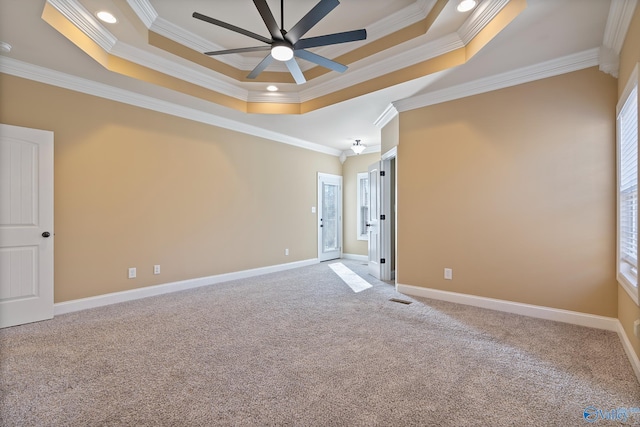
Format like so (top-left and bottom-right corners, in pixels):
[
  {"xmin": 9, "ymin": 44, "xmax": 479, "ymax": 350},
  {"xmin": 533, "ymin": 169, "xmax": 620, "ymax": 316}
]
[{"xmin": 42, "ymin": 232, "xmax": 51, "ymax": 238}]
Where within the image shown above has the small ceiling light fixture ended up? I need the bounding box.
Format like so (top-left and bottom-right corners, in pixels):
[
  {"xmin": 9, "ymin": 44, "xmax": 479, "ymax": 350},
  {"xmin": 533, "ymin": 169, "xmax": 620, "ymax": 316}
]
[
  {"xmin": 266, "ymin": 85, "xmax": 279, "ymax": 92},
  {"xmin": 0, "ymin": 41, "xmax": 11, "ymax": 53},
  {"xmin": 96, "ymin": 11, "xmax": 117, "ymax": 24},
  {"xmin": 271, "ymin": 42, "xmax": 294, "ymax": 62},
  {"xmin": 457, "ymin": 0, "xmax": 477, "ymax": 12},
  {"xmin": 352, "ymin": 139, "xmax": 366, "ymax": 155}
]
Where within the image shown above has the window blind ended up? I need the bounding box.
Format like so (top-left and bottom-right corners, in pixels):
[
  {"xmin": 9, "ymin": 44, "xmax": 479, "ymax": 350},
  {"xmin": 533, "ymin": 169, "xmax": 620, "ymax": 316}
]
[{"xmin": 619, "ymin": 86, "xmax": 638, "ymax": 272}]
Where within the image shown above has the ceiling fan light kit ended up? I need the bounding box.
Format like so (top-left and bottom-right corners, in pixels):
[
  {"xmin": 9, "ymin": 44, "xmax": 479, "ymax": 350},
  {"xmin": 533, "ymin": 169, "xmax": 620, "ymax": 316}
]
[
  {"xmin": 193, "ymin": 0, "xmax": 367, "ymax": 84},
  {"xmin": 271, "ymin": 42, "xmax": 294, "ymax": 61}
]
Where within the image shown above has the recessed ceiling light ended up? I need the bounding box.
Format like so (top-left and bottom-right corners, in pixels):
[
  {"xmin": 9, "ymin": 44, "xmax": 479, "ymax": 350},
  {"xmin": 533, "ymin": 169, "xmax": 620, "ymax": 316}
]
[
  {"xmin": 266, "ymin": 85, "xmax": 278, "ymax": 92},
  {"xmin": 457, "ymin": 0, "xmax": 477, "ymax": 12},
  {"xmin": 0, "ymin": 41, "xmax": 11, "ymax": 53},
  {"xmin": 96, "ymin": 11, "xmax": 117, "ymax": 24}
]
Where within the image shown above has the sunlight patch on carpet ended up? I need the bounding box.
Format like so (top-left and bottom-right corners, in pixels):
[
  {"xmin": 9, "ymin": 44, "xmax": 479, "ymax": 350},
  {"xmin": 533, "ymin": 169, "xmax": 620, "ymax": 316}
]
[{"xmin": 328, "ymin": 262, "xmax": 372, "ymax": 293}]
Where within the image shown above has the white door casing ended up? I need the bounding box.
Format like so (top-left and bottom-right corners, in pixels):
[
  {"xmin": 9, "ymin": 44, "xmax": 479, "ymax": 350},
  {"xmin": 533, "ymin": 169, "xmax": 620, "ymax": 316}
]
[
  {"xmin": 318, "ymin": 173, "xmax": 342, "ymax": 262},
  {"xmin": 0, "ymin": 124, "xmax": 54, "ymax": 328}
]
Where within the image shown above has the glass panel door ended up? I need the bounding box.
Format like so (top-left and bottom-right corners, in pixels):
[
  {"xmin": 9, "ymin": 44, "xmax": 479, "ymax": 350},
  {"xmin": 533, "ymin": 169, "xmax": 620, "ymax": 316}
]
[{"xmin": 322, "ymin": 182, "xmax": 339, "ymax": 253}]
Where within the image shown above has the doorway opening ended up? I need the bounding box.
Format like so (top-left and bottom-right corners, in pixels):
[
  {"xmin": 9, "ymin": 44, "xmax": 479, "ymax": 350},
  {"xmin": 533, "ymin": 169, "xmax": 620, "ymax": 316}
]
[{"xmin": 366, "ymin": 147, "xmax": 397, "ymax": 282}]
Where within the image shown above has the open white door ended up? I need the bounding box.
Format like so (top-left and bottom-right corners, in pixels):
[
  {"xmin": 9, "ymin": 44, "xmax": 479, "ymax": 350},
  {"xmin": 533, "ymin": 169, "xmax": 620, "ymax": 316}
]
[
  {"xmin": 318, "ymin": 173, "xmax": 342, "ymax": 262},
  {"xmin": 368, "ymin": 160, "xmax": 392, "ymax": 280},
  {"xmin": 367, "ymin": 162, "xmax": 382, "ymax": 279},
  {"xmin": 0, "ymin": 124, "xmax": 54, "ymax": 328}
]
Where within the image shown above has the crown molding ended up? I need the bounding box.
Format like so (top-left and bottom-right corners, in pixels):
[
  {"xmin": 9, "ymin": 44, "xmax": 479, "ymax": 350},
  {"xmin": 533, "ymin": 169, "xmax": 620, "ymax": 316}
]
[
  {"xmin": 127, "ymin": 0, "xmax": 260, "ymax": 71},
  {"xmin": 247, "ymin": 91, "xmax": 301, "ymax": 104},
  {"xmin": 373, "ymin": 104, "xmax": 399, "ymax": 129},
  {"xmin": 110, "ymin": 43, "xmax": 249, "ymax": 101},
  {"xmin": 394, "ymin": 48, "xmax": 600, "ymax": 113},
  {"xmin": 599, "ymin": 46, "xmax": 620, "ymax": 78},
  {"xmin": 598, "ymin": 0, "xmax": 637, "ymax": 77},
  {"xmin": 150, "ymin": 16, "xmax": 250, "ymax": 71},
  {"xmin": 300, "ymin": 32, "xmax": 464, "ymax": 103},
  {"xmin": 0, "ymin": 57, "xmax": 341, "ymax": 157},
  {"xmin": 313, "ymin": 0, "xmax": 437, "ymax": 60},
  {"xmin": 47, "ymin": 0, "xmax": 117, "ymax": 51},
  {"xmin": 126, "ymin": 0, "xmax": 157, "ymax": 28},
  {"xmin": 457, "ymin": 0, "xmax": 510, "ymax": 44},
  {"xmin": 603, "ymin": 0, "xmax": 638, "ymax": 53}
]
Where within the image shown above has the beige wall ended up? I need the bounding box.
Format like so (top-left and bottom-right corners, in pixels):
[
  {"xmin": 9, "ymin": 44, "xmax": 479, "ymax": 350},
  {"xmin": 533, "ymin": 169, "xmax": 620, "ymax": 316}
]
[
  {"xmin": 617, "ymin": 3, "xmax": 640, "ymax": 358},
  {"xmin": 342, "ymin": 152, "xmax": 381, "ymax": 256},
  {"xmin": 0, "ymin": 74, "xmax": 341, "ymax": 303},
  {"xmin": 397, "ymin": 67, "xmax": 618, "ymax": 317},
  {"xmin": 381, "ymin": 115, "xmax": 399, "ymax": 154}
]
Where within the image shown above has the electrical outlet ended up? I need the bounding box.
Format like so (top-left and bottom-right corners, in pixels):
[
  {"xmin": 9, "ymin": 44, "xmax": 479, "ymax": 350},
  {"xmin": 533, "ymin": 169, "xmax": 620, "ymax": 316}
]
[
  {"xmin": 154, "ymin": 265, "xmax": 160, "ymax": 275},
  {"xmin": 634, "ymin": 319, "xmax": 640, "ymax": 339},
  {"xmin": 128, "ymin": 267, "xmax": 136, "ymax": 279},
  {"xmin": 444, "ymin": 268, "xmax": 452, "ymax": 280},
  {"xmin": 285, "ymin": 248, "xmax": 289, "ymax": 256}
]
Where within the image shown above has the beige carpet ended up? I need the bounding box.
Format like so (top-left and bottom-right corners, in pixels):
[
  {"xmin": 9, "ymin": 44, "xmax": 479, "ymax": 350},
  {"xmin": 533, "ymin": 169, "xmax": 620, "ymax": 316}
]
[{"xmin": 1, "ymin": 260, "xmax": 639, "ymax": 426}]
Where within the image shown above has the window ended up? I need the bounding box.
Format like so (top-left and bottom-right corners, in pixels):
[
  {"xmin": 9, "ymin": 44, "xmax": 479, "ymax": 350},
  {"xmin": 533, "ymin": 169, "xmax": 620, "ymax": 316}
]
[
  {"xmin": 617, "ymin": 65, "xmax": 639, "ymax": 304},
  {"xmin": 356, "ymin": 173, "xmax": 369, "ymax": 240}
]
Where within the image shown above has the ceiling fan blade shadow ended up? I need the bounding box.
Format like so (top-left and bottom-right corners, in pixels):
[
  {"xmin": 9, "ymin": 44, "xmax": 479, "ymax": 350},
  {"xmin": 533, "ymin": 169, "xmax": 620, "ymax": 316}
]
[
  {"xmin": 285, "ymin": 58, "xmax": 306, "ymax": 84},
  {"xmin": 193, "ymin": 12, "xmax": 271, "ymax": 44},
  {"xmin": 295, "ymin": 49, "xmax": 347, "ymax": 73},
  {"xmin": 247, "ymin": 54, "xmax": 275, "ymax": 79},
  {"xmin": 205, "ymin": 46, "xmax": 271, "ymax": 56},
  {"xmin": 285, "ymin": 0, "xmax": 340, "ymax": 44},
  {"xmin": 295, "ymin": 29, "xmax": 366, "ymax": 50},
  {"xmin": 253, "ymin": 0, "xmax": 282, "ymax": 40}
]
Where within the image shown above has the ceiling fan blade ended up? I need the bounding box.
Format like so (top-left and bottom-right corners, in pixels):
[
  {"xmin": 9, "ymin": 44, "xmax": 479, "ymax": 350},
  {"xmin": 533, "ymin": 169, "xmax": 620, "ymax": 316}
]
[
  {"xmin": 247, "ymin": 54, "xmax": 275, "ymax": 79},
  {"xmin": 193, "ymin": 12, "xmax": 271, "ymax": 45},
  {"xmin": 253, "ymin": 0, "xmax": 282, "ymax": 40},
  {"xmin": 205, "ymin": 46, "xmax": 272, "ymax": 56},
  {"xmin": 295, "ymin": 29, "xmax": 367, "ymax": 50},
  {"xmin": 295, "ymin": 49, "xmax": 347, "ymax": 73},
  {"xmin": 285, "ymin": 0, "xmax": 340, "ymax": 44},
  {"xmin": 285, "ymin": 59, "xmax": 306, "ymax": 84}
]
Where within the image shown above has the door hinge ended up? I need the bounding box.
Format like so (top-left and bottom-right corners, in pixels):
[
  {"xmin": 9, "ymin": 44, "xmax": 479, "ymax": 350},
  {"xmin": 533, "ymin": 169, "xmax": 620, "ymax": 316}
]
[
  {"xmin": 380, "ymin": 258, "xmax": 386, "ymax": 264},
  {"xmin": 380, "ymin": 171, "xmax": 386, "ymax": 176},
  {"xmin": 380, "ymin": 214, "xmax": 386, "ymax": 220}
]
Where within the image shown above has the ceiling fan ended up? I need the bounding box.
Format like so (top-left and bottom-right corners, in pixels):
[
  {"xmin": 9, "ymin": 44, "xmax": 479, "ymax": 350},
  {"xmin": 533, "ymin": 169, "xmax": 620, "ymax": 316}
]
[{"xmin": 193, "ymin": 0, "xmax": 367, "ymax": 84}]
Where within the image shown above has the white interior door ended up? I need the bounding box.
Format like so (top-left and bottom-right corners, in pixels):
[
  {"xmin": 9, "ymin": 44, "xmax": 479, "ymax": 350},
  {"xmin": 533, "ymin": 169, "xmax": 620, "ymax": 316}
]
[
  {"xmin": 318, "ymin": 173, "xmax": 342, "ymax": 262},
  {"xmin": 368, "ymin": 160, "xmax": 393, "ymax": 281},
  {"xmin": 368, "ymin": 162, "xmax": 382, "ymax": 279},
  {"xmin": 0, "ymin": 124, "xmax": 54, "ymax": 328}
]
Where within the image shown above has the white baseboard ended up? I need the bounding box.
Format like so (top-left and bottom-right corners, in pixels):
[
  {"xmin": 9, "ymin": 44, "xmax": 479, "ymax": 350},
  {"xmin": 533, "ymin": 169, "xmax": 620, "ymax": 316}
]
[
  {"xmin": 616, "ymin": 321, "xmax": 640, "ymax": 384},
  {"xmin": 54, "ymin": 258, "xmax": 319, "ymax": 315},
  {"xmin": 397, "ymin": 284, "xmax": 619, "ymax": 330},
  {"xmin": 397, "ymin": 283, "xmax": 640, "ymax": 382},
  {"xmin": 341, "ymin": 253, "xmax": 368, "ymax": 262}
]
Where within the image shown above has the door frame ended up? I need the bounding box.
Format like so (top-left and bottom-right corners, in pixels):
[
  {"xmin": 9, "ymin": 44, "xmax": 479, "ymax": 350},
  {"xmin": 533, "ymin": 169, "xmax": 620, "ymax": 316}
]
[
  {"xmin": 381, "ymin": 147, "xmax": 397, "ymax": 283},
  {"xmin": 317, "ymin": 172, "xmax": 342, "ymax": 262}
]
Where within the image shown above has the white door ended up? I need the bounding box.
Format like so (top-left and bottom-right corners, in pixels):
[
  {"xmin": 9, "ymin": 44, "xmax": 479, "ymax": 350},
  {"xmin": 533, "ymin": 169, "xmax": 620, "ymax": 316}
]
[
  {"xmin": 0, "ymin": 124, "xmax": 54, "ymax": 328},
  {"xmin": 368, "ymin": 160, "xmax": 393, "ymax": 280},
  {"xmin": 318, "ymin": 173, "xmax": 342, "ymax": 262},
  {"xmin": 368, "ymin": 162, "xmax": 382, "ymax": 279}
]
